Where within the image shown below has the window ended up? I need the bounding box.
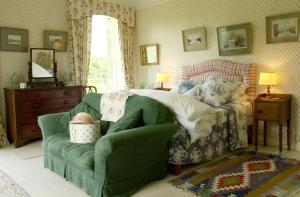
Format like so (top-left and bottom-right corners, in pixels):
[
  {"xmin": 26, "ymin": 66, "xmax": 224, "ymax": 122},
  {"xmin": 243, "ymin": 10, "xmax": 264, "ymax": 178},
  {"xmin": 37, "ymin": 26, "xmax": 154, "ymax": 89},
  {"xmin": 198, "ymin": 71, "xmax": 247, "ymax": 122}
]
[{"xmin": 88, "ymin": 15, "xmax": 125, "ymax": 93}]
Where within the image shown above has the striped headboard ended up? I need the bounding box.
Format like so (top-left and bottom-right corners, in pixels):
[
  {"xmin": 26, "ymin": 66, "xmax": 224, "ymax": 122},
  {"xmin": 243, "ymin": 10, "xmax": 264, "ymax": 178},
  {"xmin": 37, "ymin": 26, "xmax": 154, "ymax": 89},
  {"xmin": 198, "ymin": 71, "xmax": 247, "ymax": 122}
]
[{"xmin": 182, "ymin": 59, "xmax": 257, "ymax": 100}]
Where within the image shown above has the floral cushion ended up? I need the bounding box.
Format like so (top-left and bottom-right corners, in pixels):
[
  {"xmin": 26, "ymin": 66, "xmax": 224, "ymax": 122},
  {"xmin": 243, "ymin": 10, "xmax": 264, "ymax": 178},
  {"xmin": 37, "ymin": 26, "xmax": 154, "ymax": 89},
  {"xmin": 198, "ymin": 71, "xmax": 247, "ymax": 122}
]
[{"xmin": 202, "ymin": 76, "xmax": 241, "ymax": 106}]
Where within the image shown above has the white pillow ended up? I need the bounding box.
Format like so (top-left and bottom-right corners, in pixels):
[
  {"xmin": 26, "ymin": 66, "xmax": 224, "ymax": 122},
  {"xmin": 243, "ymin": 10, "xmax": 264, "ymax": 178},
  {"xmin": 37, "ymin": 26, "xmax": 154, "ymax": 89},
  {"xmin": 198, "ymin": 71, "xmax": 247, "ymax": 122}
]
[
  {"xmin": 202, "ymin": 76, "xmax": 242, "ymax": 107},
  {"xmin": 170, "ymin": 80, "xmax": 204, "ymax": 94},
  {"xmin": 231, "ymin": 84, "xmax": 249, "ymax": 103},
  {"xmin": 183, "ymin": 84, "xmax": 203, "ymax": 101}
]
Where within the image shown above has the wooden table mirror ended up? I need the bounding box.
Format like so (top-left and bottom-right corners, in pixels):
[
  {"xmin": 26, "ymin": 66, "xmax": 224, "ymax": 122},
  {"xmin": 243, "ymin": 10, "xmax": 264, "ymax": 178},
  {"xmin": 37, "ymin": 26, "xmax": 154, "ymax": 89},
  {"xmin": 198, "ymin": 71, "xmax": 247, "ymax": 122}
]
[{"xmin": 28, "ymin": 48, "xmax": 58, "ymax": 88}]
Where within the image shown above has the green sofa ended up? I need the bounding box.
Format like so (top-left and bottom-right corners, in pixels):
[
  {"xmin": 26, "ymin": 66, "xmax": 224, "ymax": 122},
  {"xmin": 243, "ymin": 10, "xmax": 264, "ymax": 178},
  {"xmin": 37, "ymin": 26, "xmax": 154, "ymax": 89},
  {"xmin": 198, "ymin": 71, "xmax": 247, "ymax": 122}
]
[{"xmin": 38, "ymin": 93, "xmax": 177, "ymax": 197}]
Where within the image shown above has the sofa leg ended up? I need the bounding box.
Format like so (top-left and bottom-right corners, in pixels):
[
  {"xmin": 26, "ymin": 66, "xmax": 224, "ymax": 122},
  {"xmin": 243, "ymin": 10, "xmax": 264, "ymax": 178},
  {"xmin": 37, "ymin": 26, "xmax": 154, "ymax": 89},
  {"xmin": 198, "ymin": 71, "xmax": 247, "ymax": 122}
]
[{"xmin": 169, "ymin": 164, "xmax": 182, "ymax": 175}]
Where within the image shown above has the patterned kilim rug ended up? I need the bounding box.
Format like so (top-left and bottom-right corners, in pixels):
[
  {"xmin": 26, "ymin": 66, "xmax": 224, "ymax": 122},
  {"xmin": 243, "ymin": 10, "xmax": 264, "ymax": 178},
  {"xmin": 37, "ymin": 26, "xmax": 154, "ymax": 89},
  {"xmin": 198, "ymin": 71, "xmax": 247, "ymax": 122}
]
[
  {"xmin": 169, "ymin": 151, "xmax": 300, "ymax": 197},
  {"xmin": 0, "ymin": 170, "xmax": 30, "ymax": 197}
]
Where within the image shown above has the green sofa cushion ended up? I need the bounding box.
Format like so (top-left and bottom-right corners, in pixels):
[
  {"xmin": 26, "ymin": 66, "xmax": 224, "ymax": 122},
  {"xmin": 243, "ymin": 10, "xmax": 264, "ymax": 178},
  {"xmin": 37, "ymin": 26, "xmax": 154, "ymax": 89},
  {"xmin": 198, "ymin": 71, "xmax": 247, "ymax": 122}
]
[
  {"xmin": 44, "ymin": 133, "xmax": 95, "ymax": 170},
  {"xmin": 62, "ymin": 143, "xmax": 95, "ymax": 170},
  {"xmin": 107, "ymin": 110, "xmax": 142, "ymax": 134},
  {"xmin": 44, "ymin": 133, "xmax": 70, "ymax": 156}
]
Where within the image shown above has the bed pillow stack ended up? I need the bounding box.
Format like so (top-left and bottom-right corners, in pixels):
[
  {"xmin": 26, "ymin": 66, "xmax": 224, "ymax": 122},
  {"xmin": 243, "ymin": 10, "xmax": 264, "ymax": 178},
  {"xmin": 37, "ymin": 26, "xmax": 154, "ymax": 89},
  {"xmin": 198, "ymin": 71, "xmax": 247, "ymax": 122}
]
[
  {"xmin": 170, "ymin": 80, "xmax": 204, "ymax": 101},
  {"xmin": 170, "ymin": 77, "xmax": 248, "ymax": 106},
  {"xmin": 201, "ymin": 76, "xmax": 245, "ymax": 106}
]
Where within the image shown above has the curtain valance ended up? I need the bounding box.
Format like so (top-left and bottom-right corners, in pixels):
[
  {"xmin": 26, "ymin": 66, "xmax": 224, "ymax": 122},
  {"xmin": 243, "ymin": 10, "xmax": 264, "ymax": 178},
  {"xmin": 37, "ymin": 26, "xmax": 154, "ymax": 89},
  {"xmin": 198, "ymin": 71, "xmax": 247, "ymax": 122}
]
[{"xmin": 67, "ymin": 0, "xmax": 135, "ymax": 27}]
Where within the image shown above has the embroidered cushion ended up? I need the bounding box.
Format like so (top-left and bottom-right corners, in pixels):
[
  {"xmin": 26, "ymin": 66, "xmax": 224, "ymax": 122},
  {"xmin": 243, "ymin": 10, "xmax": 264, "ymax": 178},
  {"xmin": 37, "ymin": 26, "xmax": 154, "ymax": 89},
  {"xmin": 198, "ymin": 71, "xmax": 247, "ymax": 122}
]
[
  {"xmin": 69, "ymin": 121, "xmax": 101, "ymax": 144},
  {"xmin": 202, "ymin": 76, "xmax": 241, "ymax": 106},
  {"xmin": 107, "ymin": 110, "xmax": 142, "ymax": 134}
]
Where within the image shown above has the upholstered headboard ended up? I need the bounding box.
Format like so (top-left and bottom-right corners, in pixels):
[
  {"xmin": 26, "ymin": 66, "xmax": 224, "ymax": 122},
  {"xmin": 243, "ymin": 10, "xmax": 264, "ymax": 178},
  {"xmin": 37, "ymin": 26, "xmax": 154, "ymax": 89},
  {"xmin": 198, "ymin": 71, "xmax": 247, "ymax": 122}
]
[{"xmin": 182, "ymin": 59, "xmax": 257, "ymax": 100}]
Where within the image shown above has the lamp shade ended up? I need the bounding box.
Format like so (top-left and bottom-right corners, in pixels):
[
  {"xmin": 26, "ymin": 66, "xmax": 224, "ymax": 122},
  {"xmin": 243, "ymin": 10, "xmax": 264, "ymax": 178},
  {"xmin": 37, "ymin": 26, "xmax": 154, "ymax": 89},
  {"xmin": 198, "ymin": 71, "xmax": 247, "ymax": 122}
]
[
  {"xmin": 259, "ymin": 72, "xmax": 277, "ymax": 85},
  {"xmin": 157, "ymin": 72, "xmax": 168, "ymax": 83}
]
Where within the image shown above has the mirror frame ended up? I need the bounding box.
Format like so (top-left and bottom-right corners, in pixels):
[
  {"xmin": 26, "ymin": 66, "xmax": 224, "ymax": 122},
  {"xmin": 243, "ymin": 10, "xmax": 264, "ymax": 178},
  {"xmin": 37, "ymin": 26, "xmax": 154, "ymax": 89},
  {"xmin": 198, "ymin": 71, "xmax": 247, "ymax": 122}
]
[
  {"xmin": 28, "ymin": 48, "xmax": 58, "ymax": 87},
  {"xmin": 140, "ymin": 44, "xmax": 159, "ymax": 65}
]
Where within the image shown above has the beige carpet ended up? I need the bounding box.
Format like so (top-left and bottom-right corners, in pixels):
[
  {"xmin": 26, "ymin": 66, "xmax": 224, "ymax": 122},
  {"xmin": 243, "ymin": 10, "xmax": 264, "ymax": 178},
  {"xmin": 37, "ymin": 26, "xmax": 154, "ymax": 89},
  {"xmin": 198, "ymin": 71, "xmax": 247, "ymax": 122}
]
[
  {"xmin": 0, "ymin": 141, "xmax": 299, "ymax": 197},
  {"xmin": 12, "ymin": 141, "xmax": 43, "ymax": 160}
]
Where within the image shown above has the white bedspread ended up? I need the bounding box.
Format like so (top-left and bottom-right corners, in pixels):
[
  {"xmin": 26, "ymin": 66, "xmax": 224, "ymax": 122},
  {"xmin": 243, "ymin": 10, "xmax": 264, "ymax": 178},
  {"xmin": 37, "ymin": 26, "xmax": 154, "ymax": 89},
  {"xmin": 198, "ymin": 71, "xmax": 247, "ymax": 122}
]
[{"xmin": 130, "ymin": 89, "xmax": 216, "ymax": 143}]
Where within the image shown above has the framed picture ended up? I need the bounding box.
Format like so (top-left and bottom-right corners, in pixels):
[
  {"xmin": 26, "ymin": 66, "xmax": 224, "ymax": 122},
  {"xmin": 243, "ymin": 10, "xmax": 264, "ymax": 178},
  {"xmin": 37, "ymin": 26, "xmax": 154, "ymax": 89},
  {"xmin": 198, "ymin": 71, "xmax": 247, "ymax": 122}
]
[
  {"xmin": 182, "ymin": 27, "xmax": 207, "ymax": 51},
  {"xmin": 266, "ymin": 12, "xmax": 300, "ymax": 44},
  {"xmin": 44, "ymin": 30, "xmax": 67, "ymax": 52},
  {"xmin": 0, "ymin": 27, "xmax": 28, "ymax": 52},
  {"xmin": 217, "ymin": 23, "xmax": 252, "ymax": 56}
]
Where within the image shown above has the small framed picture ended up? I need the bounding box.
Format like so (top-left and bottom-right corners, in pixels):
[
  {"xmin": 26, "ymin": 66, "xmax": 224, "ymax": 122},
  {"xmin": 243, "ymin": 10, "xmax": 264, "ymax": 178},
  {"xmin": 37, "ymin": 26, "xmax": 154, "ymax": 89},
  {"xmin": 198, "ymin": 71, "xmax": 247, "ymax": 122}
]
[
  {"xmin": 182, "ymin": 27, "xmax": 207, "ymax": 52},
  {"xmin": 44, "ymin": 30, "xmax": 67, "ymax": 52},
  {"xmin": 0, "ymin": 27, "xmax": 28, "ymax": 52},
  {"xmin": 266, "ymin": 12, "xmax": 300, "ymax": 44},
  {"xmin": 217, "ymin": 23, "xmax": 252, "ymax": 56}
]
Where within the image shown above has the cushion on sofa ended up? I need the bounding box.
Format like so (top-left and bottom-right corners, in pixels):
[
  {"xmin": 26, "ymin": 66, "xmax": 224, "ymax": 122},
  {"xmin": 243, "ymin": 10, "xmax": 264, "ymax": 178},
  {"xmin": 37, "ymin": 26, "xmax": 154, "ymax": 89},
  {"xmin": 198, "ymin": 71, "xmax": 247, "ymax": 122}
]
[
  {"xmin": 62, "ymin": 143, "xmax": 95, "ymax": 170},
  {"xmin": 107, "ymin": 110, "xmax": 142, "ymax": 134},
  {"xmin": 44, "ymin": 133, "xmax": 95, "ymax": 170},
  {"xmin": 44, "ymin": 133, "xmax": 70, "ymax": 156}
]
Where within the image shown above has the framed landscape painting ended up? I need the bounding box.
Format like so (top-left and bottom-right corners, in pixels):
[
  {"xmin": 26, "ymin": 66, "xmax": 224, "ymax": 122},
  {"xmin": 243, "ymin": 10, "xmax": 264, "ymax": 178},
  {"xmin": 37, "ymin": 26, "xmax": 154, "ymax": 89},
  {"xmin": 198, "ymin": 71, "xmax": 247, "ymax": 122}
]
[
  {"xmin": 0, "ymin": 27, "xmax": 28, "ymax": 52},
  {"xmin": 266, "ymin": 12, "xmax": 300, "ymax": 44},
  {"xmin": 217, "ymin": 23, "xmax": 252, "ymax": 56},
  {"xmin": 182, "ymin": 27, "xmax": 207, "ymax": 52},
  {"xmin": 44, "ymin": 30, "xmax": 67, "ymax": 52}
]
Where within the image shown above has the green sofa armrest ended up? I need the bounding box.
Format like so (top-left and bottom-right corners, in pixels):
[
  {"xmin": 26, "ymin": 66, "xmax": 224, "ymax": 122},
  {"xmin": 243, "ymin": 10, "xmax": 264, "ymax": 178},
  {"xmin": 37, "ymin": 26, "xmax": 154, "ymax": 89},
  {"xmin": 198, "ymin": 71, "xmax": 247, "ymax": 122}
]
[
  {"xmin": 94, "ymin": 122, "xmax": 177, "ymax": 196},
  {"xmin": 38, "ymin": 112, "xmax": 71, "ymax": 139}
]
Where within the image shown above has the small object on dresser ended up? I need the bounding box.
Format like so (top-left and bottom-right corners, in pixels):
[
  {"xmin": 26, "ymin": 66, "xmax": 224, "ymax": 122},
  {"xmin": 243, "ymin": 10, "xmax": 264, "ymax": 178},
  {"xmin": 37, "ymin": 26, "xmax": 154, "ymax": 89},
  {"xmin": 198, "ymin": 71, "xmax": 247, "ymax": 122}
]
[
  {"xmin": 10, "ymin": 72, "xmax": 20, "ymax": 88},
  {"xmin": 254, "ymin": 94, "xmax": 291, "ymax": 153},
  {"xmin": 19, "ymin": 82, "xmax": 27, "ymax": 89}
]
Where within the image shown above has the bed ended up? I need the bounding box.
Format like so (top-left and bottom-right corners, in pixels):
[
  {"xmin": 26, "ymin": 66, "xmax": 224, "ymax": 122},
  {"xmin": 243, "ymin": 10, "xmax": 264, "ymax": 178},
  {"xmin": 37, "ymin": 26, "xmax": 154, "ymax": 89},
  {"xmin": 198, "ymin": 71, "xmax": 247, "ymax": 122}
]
[{"xmin": 167, "ymin": 59, "xmax": 256, "ymax": 170}]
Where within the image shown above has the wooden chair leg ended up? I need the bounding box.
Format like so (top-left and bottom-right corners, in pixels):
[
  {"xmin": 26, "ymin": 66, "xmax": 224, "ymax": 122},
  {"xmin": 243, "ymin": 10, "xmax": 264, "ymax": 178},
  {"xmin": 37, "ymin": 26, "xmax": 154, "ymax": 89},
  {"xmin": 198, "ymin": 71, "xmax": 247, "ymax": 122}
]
[
  {"xmin": 263, "ymin": 121, "xmax": 267, "ymax": 146},
  {"xmin": 279, "ymin": 124, "xmax": 283, "ymax": 153},
  {"xmin": 287, "ymin": 120, "xmax": 291, "ymax": 150}
]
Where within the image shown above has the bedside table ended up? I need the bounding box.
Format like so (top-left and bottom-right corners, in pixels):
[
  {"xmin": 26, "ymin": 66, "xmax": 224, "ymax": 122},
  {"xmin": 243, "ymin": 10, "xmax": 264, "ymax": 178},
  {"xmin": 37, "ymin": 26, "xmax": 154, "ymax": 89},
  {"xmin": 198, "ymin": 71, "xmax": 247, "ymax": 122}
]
[
  {"xmin": 153, "ymin": 87, "xmax": 171, "ymax": 91},
  {"xmin": 254, "ymin": 94, "xmax": 291, "ymax": 153}
]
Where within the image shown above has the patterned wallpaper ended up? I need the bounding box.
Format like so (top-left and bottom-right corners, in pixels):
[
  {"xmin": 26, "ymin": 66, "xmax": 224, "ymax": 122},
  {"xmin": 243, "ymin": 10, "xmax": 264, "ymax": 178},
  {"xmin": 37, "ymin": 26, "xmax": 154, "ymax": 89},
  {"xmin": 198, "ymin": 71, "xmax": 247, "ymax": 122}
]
[
  {"xmin": 0, "ymin": 0, "xmax": 71, "ymax": 122},
  {"xmin": 134, "ymin": 0, "xmax": 300, "ymax": 150}
]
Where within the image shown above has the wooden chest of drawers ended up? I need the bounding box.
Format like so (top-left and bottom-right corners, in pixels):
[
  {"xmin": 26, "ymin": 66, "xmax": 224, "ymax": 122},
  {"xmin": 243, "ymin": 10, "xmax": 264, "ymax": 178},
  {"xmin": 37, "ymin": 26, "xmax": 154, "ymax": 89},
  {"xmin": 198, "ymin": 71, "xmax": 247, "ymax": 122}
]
[{"xmin": 4, "ymin": 86, "xmax": 83, "ymax": 147}]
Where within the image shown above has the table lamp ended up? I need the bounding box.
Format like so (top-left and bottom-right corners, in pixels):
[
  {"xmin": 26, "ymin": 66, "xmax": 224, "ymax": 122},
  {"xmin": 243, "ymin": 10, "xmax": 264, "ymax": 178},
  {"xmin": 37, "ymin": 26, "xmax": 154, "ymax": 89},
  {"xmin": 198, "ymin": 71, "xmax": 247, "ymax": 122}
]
[
  {"xmin": 157, "ymin": 72, "xmax": 168, "ymax": 89},
  {"xmin": 259, "ymin": 72, "xmax": 277, "ymax": 97}
]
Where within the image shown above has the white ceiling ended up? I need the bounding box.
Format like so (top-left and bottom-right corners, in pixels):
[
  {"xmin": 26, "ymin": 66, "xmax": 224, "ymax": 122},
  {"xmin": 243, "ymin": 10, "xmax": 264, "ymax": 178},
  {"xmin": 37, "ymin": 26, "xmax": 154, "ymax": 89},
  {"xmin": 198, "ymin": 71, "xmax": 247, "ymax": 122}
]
[{"xmin": 105, "ymin": 0, "xmax": 170, "ymax": 9}]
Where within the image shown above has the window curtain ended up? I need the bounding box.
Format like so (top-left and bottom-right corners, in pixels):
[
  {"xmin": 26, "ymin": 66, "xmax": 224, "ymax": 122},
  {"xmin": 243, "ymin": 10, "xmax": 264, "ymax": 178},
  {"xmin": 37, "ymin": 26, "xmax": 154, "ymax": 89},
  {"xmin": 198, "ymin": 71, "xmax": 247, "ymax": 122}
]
[
  {"xmin": 69, "ymin": 17, "xmax": 92, "ymax": 85},
  {"xmin": 0, "ymin": 115, "xmax": 9, "ymax": 148},
  {"xmin": 118, "ymin": 22, "xmax": 135, "ymax": 89},
  {"xmin": 67, "ymin": 0, "xmax": 135, "ymax": 87}
]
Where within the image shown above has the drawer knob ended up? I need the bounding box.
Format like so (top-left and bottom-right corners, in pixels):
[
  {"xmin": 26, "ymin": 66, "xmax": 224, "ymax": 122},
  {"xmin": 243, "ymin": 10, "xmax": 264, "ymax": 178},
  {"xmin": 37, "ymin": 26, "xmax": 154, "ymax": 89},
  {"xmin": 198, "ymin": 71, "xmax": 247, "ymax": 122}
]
[
  {"xmin": 258, "ymin": 110, "xmax": 263, "ymax": 113},
  {"xmin": 33, "ymin": 103, "xmax": 41, "ymax": 108},
  {"xmin": 64, "ymin": 91, "xmax": 71, "ymax": 96},
  {"xmin": 63, "ymin": 100, "xmax": 69, "ymax": 105}
]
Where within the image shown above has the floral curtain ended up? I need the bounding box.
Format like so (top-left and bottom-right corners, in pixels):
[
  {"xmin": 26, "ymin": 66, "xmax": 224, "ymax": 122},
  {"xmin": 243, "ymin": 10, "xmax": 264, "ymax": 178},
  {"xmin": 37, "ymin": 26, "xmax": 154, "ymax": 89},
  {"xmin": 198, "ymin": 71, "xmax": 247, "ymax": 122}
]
[
  {"xmin": 118, "ymin": 22, "xmax": 135, "ymax": 89},
  {"xmin": 69, "ymin": 17, "xmax": 92, "ymax": 85},
  {"xmin": 0, "ymin": 115, "xmax": 9, "ymax": 148},
  {"xmin": 66, "ymin": 0, "xmax": 135, "ymax": 27},
  {"xmin": 67, "ymin": 0, "xmax": 135, "ymax": 87}
]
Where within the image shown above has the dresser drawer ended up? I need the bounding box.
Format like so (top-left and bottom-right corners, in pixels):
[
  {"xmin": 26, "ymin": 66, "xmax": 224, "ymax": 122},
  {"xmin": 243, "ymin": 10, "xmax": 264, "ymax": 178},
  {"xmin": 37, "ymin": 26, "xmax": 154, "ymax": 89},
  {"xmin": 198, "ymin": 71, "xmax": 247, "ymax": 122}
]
[
  {"xmin": 17, "ymin": 88, "xmax": 82, "ymax": 102},
  {"xmin": 19, "ymin": 98, "xmax": 81, "ymax": 112},
  {"xmin": 256, "ymin": 102, "xmax": 279, "ymax": 121},
  {"xmin": 20, "ymin": 124, "xmax": 41, "ymax": 139}
]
